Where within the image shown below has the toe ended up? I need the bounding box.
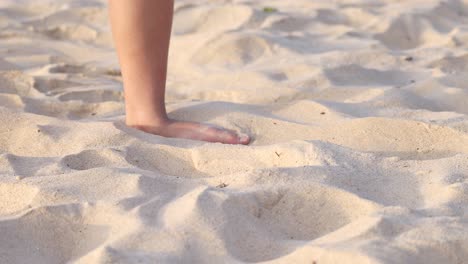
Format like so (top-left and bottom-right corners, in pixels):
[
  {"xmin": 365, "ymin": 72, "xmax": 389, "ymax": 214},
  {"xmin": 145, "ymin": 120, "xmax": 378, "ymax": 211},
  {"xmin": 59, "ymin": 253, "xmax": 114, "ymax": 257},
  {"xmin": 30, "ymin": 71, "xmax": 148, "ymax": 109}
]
[
  {"xmin": 237, "ymin": 133, "xmax": 250, "ymax": 145},
  {"xmin": 220, "ymin": 130, "xmax": 239, "ymax": 144},
  {"xmin": 219, "ymin": 130, "xmax": 251, "ymax": 145},
  {"xmin": 213, "ymin": 129, "xmax": 247, "ymax": 145}
]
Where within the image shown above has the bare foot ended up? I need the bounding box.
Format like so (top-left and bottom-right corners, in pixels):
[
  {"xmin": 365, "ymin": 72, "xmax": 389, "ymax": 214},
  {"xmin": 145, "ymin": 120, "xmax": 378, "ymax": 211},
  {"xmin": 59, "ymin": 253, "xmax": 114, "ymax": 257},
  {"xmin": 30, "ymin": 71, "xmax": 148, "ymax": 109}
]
[{"xmin": 128, "ymin": 119, "xmax": 250, "ymax": 145}]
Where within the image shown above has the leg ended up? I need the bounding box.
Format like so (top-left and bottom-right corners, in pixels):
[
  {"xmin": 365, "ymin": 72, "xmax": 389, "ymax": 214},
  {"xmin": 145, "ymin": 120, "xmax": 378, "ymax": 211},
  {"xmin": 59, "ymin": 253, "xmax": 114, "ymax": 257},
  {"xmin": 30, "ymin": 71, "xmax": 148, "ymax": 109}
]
[{"xmin": 108, "ymin": 0, "xmax": 250, "ymax": 144}]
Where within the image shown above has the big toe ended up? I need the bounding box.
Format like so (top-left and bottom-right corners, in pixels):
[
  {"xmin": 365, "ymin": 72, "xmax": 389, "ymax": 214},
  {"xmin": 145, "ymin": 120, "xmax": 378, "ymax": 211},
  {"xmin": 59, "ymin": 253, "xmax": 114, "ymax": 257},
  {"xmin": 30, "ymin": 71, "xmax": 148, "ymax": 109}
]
[
  {"xmin": 213, "ymin": 129, "xmax": 250, "ymax": 145},
  {"xmin": 237, "ymin": 133, "xmax": 250, "ymax": 145}
]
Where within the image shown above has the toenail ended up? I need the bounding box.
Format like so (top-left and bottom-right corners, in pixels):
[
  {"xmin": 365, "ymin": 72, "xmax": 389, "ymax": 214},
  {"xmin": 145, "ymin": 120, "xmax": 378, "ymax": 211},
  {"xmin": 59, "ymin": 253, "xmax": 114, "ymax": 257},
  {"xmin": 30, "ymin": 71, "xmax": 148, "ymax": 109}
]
[{"xmin": 238, "ymin": 134, "xmax": 249, "ymax": 142}]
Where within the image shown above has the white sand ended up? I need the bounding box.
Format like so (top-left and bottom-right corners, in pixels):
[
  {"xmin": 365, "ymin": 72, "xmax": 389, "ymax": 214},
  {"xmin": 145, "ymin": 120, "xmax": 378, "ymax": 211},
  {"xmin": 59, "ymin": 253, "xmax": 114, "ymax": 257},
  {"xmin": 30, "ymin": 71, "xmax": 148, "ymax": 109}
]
[{"xmin": 1, "ymin": 0, "xmax": 468, "ymax": 263}]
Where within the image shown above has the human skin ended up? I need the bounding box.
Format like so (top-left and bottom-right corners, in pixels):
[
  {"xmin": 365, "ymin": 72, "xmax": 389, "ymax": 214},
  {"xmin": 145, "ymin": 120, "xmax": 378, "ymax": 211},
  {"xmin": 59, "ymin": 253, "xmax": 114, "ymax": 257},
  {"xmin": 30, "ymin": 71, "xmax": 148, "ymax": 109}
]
[{"xmin": 108, "ymin": 0, "xmax": 250, "ymax": 144}]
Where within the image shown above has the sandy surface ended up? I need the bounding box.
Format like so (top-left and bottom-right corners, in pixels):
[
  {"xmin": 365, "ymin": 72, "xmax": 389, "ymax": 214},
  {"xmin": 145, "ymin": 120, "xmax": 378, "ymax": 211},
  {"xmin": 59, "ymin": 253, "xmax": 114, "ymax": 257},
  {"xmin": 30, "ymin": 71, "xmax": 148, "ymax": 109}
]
[{"xmin": 1, "ymin": 0, "xmax": 468, "ymax": 263}]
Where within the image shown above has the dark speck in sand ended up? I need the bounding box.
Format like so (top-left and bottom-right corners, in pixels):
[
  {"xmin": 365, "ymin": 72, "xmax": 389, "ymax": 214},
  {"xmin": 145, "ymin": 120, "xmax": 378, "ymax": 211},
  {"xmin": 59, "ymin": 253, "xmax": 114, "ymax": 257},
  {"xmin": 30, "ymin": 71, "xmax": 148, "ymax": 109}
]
[
  {"xmin": 216, "ymin": 183, "xmax": 228, "ymax": 188},
  {"xmin": 320, "ymin": 112, "xmax": 326, "ymax": 115},
  {"xmin": 91, "ymin": 112, "xmax": 96, "ymax": 116},
  {"xmin": 405, "ymin": 56, "xmax": 414, "ymax": 62},
  {"xmin": 37, "ymin": 129, "xmax": 41, "ymax": 133},
  {"xmin": 275, "ymin": 151, "xmax": 281, "ymax": 157},
  {"xmin": 106, "ymin": 69, "xmax": 122, "ymax": 76}
]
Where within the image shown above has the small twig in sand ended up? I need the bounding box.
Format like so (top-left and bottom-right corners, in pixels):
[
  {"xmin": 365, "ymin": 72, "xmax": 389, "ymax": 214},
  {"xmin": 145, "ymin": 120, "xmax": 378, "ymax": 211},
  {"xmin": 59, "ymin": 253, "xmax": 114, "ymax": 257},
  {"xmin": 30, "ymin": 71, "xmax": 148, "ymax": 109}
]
[{"xmin": 216, "ymin": 182, "xmax": 228, "ymax": 188}]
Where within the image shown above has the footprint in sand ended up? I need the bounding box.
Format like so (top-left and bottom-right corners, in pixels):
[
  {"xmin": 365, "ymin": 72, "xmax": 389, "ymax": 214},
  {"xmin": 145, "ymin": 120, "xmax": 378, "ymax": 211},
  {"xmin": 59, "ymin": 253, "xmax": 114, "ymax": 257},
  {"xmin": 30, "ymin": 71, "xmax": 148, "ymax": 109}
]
[
  {"xmin": 61, "ymin": 148, "xmax": 125, "ymax": 171},
  {"xmin": 221, "ymin": 184, "xmax": 379, "ymax": 262}
]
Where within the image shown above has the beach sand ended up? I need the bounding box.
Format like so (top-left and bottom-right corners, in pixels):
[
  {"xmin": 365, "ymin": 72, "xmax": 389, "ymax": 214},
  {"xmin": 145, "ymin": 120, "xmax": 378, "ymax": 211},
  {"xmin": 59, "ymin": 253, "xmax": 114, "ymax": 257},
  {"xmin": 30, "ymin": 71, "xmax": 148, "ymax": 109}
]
[{"xmin": 1, "ymin": 0, "xmax": 468, "ymax": 263}]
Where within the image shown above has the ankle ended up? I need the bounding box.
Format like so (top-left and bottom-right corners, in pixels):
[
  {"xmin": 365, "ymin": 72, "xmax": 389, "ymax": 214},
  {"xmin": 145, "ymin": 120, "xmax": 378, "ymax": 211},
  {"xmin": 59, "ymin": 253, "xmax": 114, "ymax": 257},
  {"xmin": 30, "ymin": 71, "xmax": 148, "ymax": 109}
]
[{"xmin": 125, "ymin": 111, "xmax": 170, "ymax": 127}]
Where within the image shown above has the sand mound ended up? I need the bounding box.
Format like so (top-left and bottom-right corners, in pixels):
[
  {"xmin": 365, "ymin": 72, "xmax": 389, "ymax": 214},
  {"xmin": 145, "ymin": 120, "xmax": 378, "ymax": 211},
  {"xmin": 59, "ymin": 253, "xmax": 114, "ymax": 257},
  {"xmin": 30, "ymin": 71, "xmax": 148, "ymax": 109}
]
[{"xmin": 1, "ymin": 0, "xmax": 468, "ymax": 263}]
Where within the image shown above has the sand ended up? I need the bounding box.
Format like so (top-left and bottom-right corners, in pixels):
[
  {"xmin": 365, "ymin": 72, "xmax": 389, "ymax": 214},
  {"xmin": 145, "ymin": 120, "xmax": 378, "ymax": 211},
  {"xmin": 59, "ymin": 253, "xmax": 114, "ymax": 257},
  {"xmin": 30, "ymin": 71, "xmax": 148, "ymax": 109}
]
[{"xmin": 1, "ymin": 0, "xmax": 468, "ymax": 263}]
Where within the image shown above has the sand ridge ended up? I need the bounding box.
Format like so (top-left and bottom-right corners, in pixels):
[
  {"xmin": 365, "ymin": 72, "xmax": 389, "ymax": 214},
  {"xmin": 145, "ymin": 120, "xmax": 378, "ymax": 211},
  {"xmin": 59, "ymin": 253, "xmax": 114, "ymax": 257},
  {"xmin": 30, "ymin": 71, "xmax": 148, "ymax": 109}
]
[{"xmin": 1, "ymin": 0, "xmax": 468, "ymax": 263}]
